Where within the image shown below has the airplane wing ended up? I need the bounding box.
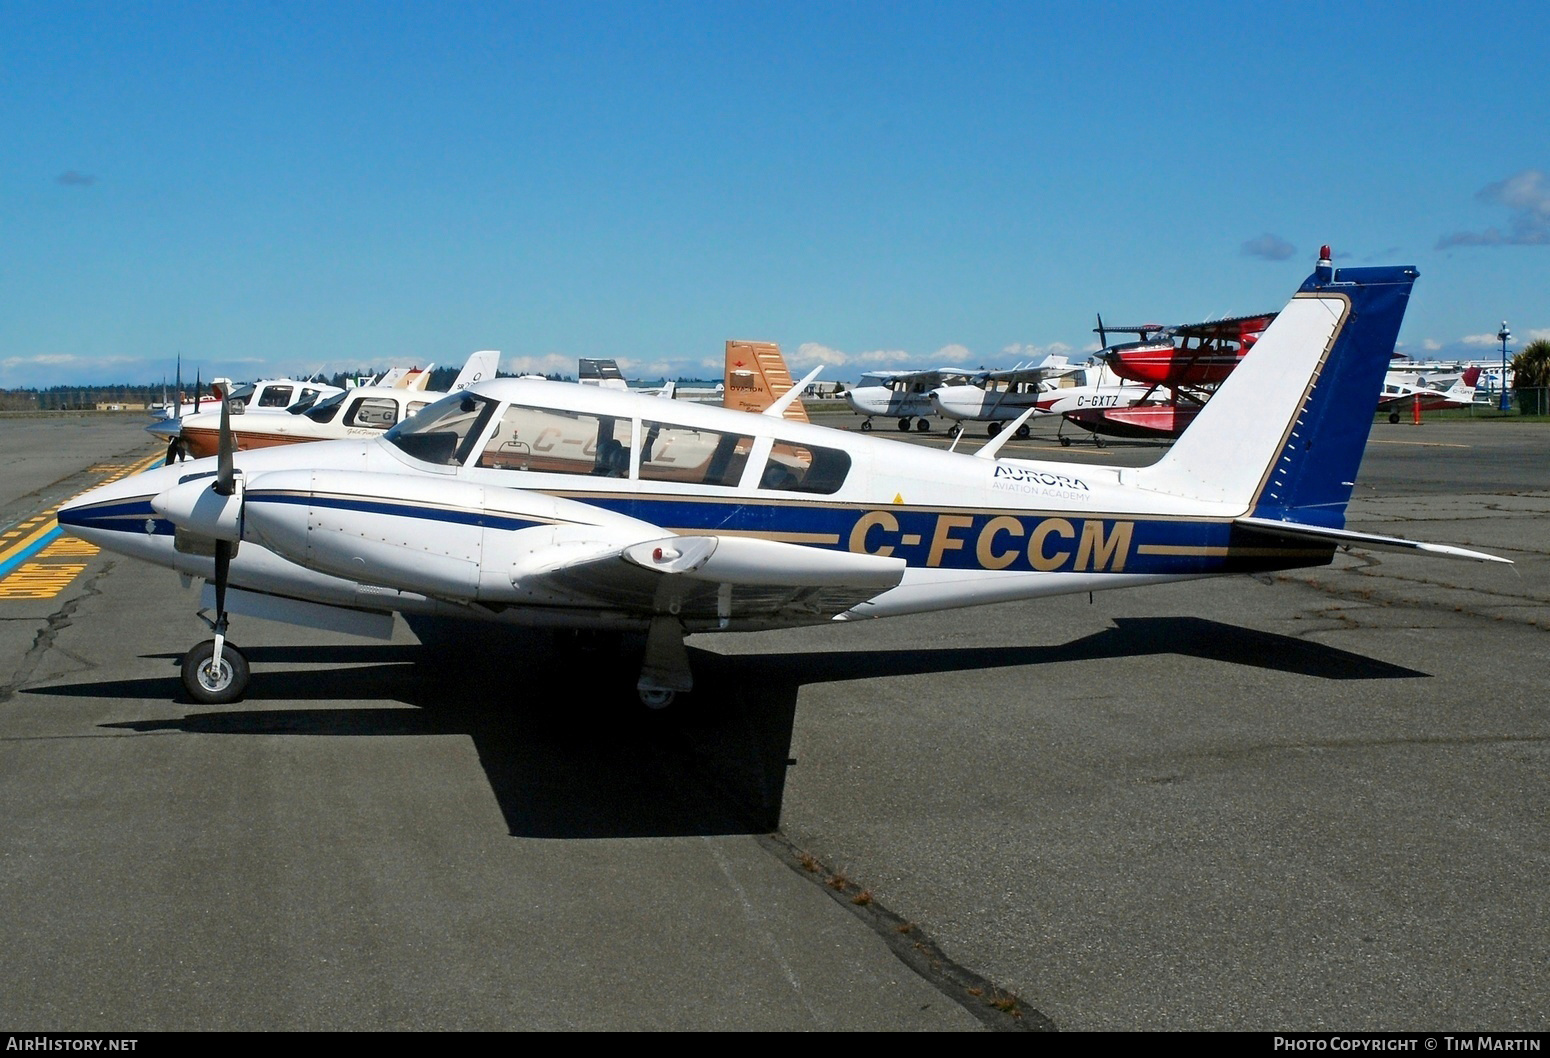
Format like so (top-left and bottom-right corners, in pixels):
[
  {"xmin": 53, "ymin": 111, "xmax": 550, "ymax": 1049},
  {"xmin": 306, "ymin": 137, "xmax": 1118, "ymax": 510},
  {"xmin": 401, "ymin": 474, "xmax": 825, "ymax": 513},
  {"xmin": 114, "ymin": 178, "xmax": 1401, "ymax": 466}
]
[
  {"xmin": 516, "ymin": 533, "xmax": 907, "ymax": 623},
  {"xmin": 978, "ymin": 357, "xmax": 1079, "ymax": 383},
  {"xmin": 1169, "ymin": 313, "xmax": 1278, "ymax": 341},
  {"xmin": 234, "ymin": 469, "xmax": 907, "ymax": 623},
  {"xmin": 866, "ymin": 367, "xmax": 977, "ymax": 386}
]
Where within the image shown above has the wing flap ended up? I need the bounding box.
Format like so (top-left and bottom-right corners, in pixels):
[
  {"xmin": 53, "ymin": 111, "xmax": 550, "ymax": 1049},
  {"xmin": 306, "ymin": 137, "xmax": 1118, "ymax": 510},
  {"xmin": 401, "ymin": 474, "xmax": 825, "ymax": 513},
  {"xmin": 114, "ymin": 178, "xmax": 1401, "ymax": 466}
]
[{"xmin": 514, "ymin": 534, "xmax": 906, "ymax": 621}]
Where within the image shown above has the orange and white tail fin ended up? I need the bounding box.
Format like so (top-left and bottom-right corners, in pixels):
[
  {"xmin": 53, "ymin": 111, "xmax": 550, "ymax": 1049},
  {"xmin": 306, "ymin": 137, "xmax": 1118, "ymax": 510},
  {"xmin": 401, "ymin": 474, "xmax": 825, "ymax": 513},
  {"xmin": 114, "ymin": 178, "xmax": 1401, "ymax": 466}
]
[{"xmin": 723, "ymin": 340, "xmax": 809, "ymax": 422}]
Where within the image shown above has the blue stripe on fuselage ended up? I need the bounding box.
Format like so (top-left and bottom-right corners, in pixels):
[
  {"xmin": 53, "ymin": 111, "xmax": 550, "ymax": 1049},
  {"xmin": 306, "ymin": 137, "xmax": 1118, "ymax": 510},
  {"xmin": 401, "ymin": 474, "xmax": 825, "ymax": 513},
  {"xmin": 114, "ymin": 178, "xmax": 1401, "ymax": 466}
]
[{"xmin": 62, "ymin": 491, "xmax": 1333, "ymax": 577}]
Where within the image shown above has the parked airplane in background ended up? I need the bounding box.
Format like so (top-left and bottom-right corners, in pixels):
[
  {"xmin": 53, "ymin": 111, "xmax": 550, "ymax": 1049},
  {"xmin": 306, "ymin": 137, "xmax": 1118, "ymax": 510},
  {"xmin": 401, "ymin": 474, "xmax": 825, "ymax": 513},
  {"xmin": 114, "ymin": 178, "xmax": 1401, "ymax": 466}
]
[
  {"xmin": 929, "ymin": 358, "xmax": 1083, "ymax": 438},
  {"xmin": 61, "ymin": 248, "xmax": 1505, "ymax": 711},
  {"xmin": 1059, "ymin": 311, "xmax": 1276, "ymax": 444},
  {"xmin": 721, "ymin": 340, "xmax": 810, "ymax": 422},
  {"xmin": 161, "ymin": 350, "xmax": 499, "ymax": 461},
  {"xmin": 1377, "ymin": 366, "xmax": 1481, "ymax": 423},
  {"xmin": 845, "ymin": 367, "xmax": 976, "ymax": 432},
  {"xmin": 579, "ymin": 342, "xmax": 802, "ymax": 415}
]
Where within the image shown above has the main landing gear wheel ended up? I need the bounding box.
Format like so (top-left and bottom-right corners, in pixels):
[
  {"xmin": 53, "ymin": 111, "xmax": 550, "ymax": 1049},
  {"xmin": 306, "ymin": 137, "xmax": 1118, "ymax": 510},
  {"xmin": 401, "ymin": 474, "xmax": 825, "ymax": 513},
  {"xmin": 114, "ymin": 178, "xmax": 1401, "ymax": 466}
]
[
  {"xmin": 897, "ymin": 417, "xmax": 912, "ymax": 432},
  {"xmin": 987, "ymin": 421, "xmax": 1002, "ymax": 437},
  {"xmin": 915, "ymin": 418, "xmax": 930, "ymax": 432},
  {"xmin": 1388, "ymin": 411, "xmax": 1401, "ymax": 424},
  {"xmin": 1059, "ymin": 436, "xmax": 1072, "ymax": 447},
  {"xmin": 638, "ymin": 686, "xmax": 677, "ymax": 710},
  {"xmin": 1015, "ymin": 424, "xmax": 1031, "ymax": 439},
  {"xmin": 181, "ymin": 639, "xmax": 250, "ymax": 705}
]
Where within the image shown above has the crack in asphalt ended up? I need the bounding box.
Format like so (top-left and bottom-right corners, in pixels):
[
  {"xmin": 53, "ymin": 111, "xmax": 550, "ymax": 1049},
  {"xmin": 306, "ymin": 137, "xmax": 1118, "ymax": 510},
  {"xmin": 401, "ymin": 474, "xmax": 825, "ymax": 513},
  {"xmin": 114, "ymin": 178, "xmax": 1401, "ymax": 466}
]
[
  {"xmin": 0, "ymin": 560, "xmax": 113, "ymax": 705},
  {"xmin": 757, "ymin": 831, "xmax": 1055, "ymax": 1032}
]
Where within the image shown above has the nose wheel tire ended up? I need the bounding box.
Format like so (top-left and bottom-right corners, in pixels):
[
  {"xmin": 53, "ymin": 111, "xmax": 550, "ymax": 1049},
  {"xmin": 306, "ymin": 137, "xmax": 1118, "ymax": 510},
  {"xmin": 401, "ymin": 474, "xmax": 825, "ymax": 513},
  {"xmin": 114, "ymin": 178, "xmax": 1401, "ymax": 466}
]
[{"xmin": 181, "ymin": 639, "xmax": 250, "ymax": 704}]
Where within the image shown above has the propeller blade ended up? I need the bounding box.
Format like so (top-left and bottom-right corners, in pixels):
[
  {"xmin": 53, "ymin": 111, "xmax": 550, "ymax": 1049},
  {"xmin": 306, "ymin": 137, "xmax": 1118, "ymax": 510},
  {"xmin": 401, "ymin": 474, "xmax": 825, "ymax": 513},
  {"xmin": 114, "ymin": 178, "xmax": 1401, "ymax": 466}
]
[
  {"xmin": 1095, "ymin": 313, "xmax": 1108, "ymax": 350},
  {"xmin": 216, "ymin": 390, "xmax": 235, "ymax": 496}
]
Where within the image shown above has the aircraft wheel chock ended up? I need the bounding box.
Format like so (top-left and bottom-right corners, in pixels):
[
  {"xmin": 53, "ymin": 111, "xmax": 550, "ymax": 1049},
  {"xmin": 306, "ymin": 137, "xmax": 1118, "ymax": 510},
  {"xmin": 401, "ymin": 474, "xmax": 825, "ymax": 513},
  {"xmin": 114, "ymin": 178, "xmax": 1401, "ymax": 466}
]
[{"xmin": 182, "ymin": 640, "xmax": 250, "ymax": 705}]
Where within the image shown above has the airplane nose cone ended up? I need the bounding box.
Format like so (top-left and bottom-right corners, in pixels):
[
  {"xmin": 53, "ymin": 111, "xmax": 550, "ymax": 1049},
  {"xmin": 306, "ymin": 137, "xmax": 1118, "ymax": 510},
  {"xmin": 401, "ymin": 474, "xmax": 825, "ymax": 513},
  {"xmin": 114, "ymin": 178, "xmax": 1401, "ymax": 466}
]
[{"xmin": 150, "ymin": 476, "xmax": 244, "ymax": 541}]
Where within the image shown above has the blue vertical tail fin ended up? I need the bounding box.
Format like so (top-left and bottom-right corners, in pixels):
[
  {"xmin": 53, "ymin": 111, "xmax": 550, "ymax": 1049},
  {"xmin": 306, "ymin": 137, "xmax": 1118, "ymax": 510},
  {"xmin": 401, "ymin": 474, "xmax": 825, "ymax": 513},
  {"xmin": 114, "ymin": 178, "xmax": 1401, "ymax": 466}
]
[{"xmin": 1137, "ymin": 250, "xmax": 1418, "ymax": 529}]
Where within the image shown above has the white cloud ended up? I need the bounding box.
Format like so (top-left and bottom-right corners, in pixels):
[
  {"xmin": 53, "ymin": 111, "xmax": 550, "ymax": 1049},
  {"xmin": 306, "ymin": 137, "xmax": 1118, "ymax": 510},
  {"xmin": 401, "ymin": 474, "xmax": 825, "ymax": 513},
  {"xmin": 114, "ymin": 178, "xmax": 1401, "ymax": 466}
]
[
  {"xmin": 501, "ymin": 353, "xmax": 578, "ymax": 377},
  {"xmin": 1241, "ymin": 233, "xmax": 1297, "ymax": 261},
  {"xmin": 1437, "ymin": 169, "xmax": 1550, "ymax": 248}
]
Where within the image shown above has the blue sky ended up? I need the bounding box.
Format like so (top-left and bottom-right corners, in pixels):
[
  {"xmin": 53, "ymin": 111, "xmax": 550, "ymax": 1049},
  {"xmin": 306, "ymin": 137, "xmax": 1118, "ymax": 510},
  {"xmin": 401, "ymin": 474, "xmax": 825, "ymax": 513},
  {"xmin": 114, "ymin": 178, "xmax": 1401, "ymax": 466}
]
[{"xmin": 3, "ymin": 1, "xmax": 1546, "ymax": 388}]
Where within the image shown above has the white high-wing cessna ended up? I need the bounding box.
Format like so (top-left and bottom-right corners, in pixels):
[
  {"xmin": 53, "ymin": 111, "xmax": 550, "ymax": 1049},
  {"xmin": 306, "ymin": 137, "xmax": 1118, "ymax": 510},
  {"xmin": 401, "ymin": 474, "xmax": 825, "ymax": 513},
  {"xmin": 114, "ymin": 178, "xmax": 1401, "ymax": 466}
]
[
  {"xmin": 844, "ymin": 367, "xmax": 976, "ymax": 432},
  {"xmin": 60, "ymin": 252, "xmax": 1506, "ymax": 709}
]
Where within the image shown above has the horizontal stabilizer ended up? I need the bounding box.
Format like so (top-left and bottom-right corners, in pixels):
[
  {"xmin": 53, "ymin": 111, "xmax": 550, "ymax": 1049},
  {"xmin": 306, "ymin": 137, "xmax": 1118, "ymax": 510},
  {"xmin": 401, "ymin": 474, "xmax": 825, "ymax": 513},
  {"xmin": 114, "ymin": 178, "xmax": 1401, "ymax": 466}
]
[{"xmin": 1235, "ymin": 517, "xmax": 1510, "ymax": 564}]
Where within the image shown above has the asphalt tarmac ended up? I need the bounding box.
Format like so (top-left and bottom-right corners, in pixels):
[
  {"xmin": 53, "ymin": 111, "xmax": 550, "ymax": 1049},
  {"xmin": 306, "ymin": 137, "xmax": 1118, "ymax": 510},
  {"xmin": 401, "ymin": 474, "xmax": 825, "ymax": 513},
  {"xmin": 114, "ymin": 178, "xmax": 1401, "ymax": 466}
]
[{"xmin": 0, "ymin": 409, "xmax": 1544, "ymax": 1031}]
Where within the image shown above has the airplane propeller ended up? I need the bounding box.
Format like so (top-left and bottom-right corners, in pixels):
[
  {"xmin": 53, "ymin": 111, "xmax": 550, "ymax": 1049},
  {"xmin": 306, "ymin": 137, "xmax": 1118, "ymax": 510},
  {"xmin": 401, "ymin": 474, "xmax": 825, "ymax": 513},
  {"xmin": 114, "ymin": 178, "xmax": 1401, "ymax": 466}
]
[{"xmin": 147, "ymin": 385, "xmax": 251, "ymax": 704}]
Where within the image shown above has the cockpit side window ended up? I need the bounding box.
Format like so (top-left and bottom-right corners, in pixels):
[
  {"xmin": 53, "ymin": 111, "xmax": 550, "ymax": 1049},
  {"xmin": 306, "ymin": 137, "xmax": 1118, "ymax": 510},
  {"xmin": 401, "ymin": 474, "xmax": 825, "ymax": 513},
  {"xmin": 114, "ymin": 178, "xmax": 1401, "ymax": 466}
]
[
  {"xmin": 638, "ymin": 420, "xmax": 753, "ymax": 487},
  {"xmin": 475, "ymin": 404, "xmax": 628, "ymax": 477},
  {"xmin": 257, "ymin": 385, "xmax": 292, "ymax": 408},
  {"xmin": 344, "ymin": 397, "xmax": 400, "ymax": 430},
  {"xmin": 384, "ymin": 392, "xmax": 497, "ymax": 466},
  {"xmin": 757, "ymin": 440, "xmax": 851, "ymax": 494}
]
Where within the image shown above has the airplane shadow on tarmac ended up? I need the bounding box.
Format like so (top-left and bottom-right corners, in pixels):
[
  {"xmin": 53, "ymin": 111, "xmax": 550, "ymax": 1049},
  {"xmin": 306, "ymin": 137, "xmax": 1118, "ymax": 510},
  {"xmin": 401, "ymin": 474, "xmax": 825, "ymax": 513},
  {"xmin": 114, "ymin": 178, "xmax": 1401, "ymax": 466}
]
[{"xmin": 32, "ymin": 617, "xmax": 1425, "ymax": 841}]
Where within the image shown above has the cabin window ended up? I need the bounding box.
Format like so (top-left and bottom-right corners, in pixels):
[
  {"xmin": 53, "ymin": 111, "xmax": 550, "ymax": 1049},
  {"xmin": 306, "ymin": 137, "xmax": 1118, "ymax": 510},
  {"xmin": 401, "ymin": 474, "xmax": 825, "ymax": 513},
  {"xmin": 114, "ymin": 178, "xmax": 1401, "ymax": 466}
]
[
  {"xmin": 758, "ymin": 440, "xmax": 850, "ymax": 494},
  {"xmin": 475, "ymin": 404, "xmax": 629, "ymax": 477},
  {"xmin": 638, "ymin": 420, "xmax": 753, "ymax": 487},
  {"xmin": 344, "ymin": 397, "xmax": 400, "ymax": 429},
  {"xmin": 385, "ymin": 392, "xmax": 497, "ymax": 466},
  {"xmin": 257, "ymin": 385, "xmax": 292, "ymax": 408}
]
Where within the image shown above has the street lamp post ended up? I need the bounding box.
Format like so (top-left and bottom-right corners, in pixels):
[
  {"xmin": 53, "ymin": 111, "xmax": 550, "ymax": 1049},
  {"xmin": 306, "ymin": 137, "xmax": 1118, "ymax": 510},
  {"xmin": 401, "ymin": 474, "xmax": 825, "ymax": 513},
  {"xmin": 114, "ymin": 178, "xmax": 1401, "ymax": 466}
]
[{"xmin": 1498, "ymin": 321, "xmax": 1512, "ymax": 412}]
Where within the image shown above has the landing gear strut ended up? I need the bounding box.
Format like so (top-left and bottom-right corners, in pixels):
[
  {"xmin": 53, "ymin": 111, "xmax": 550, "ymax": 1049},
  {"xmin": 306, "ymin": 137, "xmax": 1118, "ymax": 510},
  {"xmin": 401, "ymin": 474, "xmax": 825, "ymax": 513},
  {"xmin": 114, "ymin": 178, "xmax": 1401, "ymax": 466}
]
[{"xmin": 177, "ymin": 391, "xmax": 250, "ymax": 704}]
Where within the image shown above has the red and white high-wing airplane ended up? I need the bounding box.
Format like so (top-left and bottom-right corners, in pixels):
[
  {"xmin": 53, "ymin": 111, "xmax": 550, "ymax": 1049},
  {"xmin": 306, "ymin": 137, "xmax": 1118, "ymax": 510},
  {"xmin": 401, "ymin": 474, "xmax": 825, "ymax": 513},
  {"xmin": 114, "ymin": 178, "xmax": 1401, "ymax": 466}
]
[
  {"xmin": 60, "ymin": 251, "xmax": 1505, "ymax": 709},
  {"xmin": 1058, "ymin": 311, "xmax": 1277, "ymax": 443}
]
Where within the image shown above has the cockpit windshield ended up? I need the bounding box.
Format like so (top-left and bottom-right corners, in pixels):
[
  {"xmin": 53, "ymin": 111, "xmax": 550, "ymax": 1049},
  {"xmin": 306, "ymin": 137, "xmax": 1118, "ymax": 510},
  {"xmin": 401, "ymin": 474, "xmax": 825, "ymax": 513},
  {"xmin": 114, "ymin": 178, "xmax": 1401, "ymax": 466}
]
[
  {"xmin": 303, "ymin": 391, "xmax": 349, "ymax": 422},
  {"xmin": 384, "ymin": 391, "xmax": 498, "ymax": 466}
]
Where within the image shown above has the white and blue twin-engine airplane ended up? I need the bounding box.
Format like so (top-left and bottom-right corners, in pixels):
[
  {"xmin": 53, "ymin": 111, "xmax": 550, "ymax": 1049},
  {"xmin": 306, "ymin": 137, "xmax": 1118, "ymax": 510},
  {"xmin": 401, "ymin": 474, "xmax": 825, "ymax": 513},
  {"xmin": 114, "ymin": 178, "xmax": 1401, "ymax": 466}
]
[{"xmin": 60, "ymin": 249, "xmax": 1505, "ymax": 707}]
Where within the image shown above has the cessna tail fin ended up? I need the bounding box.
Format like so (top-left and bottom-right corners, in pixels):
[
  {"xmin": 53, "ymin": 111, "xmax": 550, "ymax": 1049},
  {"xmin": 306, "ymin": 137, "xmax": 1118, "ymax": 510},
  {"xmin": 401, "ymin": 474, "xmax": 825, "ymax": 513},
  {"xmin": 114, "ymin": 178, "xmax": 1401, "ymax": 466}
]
[
  {"xmin": 450, "ymin": 350, "xmax": 500, "ymax": 392},
  {"xmin": 1139, "ymin": 249, "xmax": 1418, "ymax": 530},
  {"xmin": 723, "ymin": 340, "xmax": 809, "ymax": 422}
]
